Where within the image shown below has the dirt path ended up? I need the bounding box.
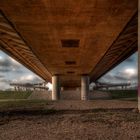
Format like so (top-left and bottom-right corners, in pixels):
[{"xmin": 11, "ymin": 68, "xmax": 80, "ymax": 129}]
[
  {"xmin": 0, "ymin": 99, "xmax": 139, "ymax": 140},
  {"xmin": 0, "ymin": 109, "xmax": 140, "ymax": 140},
  {"xmin": 27, "ymin": 90, "xmax": 111, "ymax": 100},
  {"xmin": 46, "ymin": 100, "xmax": 137, "ymax": 110}
]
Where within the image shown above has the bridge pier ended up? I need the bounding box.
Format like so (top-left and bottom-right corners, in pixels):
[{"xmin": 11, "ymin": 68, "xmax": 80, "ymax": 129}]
[
  {"xmin": 81, "ymin": 75, "xmax": 89, "ymax": 100},
  {"xmin": 138, "ymin": 44, "xmax": 140, "ymax": 112},
  {"xmin": 138, "ymin": 2, "xmax": 140, "ymax": 112},
  {"xmin": 52, "ymin": 75, "xmax": 60, "ymax": 100}
]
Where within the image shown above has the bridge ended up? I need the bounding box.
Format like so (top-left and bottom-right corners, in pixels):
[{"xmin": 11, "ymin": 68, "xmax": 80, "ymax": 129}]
[
  {"xmin": 10, "ymin": 82, "xmax": 48, "ymax": 91},
  {"xmin": 0, "ymin": 1, "xmax": 138, "ymax": 101},
  {"xmin": 94, "ymin": 82, "xmax": 131, "ymax": 90}
]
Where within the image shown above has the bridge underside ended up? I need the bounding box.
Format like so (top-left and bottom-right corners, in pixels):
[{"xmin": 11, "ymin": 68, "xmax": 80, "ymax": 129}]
[{"xmin": 0, "ymin": 0, "xmax": 138, "ymax": 88}]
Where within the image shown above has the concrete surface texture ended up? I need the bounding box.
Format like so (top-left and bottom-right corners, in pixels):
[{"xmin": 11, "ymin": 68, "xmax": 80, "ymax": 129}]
[
  {"xmin": 28, "ymin": 90, "xmax": 112, "ymax": 100},
  {"xmin": 45, "ymin": 100, "xmax": 137, "ymax": 110},
  {"xmin": 0, "ymin": 0, "xmax": 137, "ymax": 87},
  {"xmin": 0, "ymin": 100, "xmax": 139, "ymax": 140}
]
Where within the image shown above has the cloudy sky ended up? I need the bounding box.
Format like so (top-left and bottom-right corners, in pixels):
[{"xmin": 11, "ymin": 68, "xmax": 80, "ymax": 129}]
[
  {"xmin": 0, "ymin": 50, "xmax": 138, "ymax": 90},
  {"xmin": 0, "ymin": 50, "xmax": 45, "ymax": 90},
  {"xmin": 98, "ymin": 52, "xmax": 138, "ymax": 85}
]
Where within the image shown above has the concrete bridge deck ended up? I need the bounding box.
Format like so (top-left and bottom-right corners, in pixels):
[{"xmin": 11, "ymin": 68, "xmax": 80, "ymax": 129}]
[
  {"xmin": 0, "ymin": 0, "xmax": 137, "ymax": 86},
  {"xmin": 0, "ymin": 0, "xmax": 139, "ymax": 110}
]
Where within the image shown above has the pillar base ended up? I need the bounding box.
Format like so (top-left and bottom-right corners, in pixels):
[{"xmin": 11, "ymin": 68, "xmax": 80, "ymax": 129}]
[
  {"xmin": 52, "ymin": 75, "xmax": 60, "ymax": 100},
  {"xmin": 138, "ymin": 96, "xmax": 140, "ymax": 113},
  {"xmin": 81, "ymin": 75, "xmax": 89, "ymax": 100}
]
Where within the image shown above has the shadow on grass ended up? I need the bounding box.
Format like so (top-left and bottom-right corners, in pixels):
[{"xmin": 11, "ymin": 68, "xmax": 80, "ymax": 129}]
[{"xmin": 0, "ymin": 108, "xmax": 138, "ymax": 117}]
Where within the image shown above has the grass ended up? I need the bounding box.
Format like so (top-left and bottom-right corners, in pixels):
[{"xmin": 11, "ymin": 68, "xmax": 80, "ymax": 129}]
[
  {"xmin": 0, "ymin": 90, "xmax": 138, "ymax": 111},
  {"xmin": 107, "ymin": 90, "xmax": 137, "ymax": 100},
  {"xmin": 0, "ymin": 91, "xmax": 50, "ymax": 110},
  {"xmin": 0, "ymin": 91, "xmax": 32, "ymax": 99},
  {"xmin": 0, "ymin": 99, "xmax": 49, "ymax": 110}
]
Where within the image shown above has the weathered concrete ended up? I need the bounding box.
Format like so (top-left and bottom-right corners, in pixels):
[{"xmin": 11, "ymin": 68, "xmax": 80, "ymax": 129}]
[
  {"xmin": 28, "ymin": 90, "xmax": 111, "ymax": 100},
  {"xmin": 0, "ymin": 1, "xmax": 137, "ymax": 87},
  {"xmin": 81, "ymin": 75, "xmax": 89, "ymax": 100},
  {"xmin": 28, "ymin": 90, "xmax": 52, "ymax": 100},
  {"xmin": 138, "ymin": 0, "xmax": 140, "ymax": 112},
  {"xmin": 52, "ymin": 75, "xmax": 60, "ymax": 100}
]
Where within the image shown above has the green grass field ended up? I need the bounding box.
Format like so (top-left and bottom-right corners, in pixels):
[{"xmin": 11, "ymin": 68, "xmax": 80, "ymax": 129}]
[
  {"xmin": 108, "ymin": 90, "xmax": 137, "ymax": 100},
  {"xmin": 0, "ymin": 90, "xmax": 137, "ymax": 100},
  {"xmin": 0, "ymin": 91, "xmax": 32, "ymax": 99},
  {"xmin": 0, "ymin": 90, "xmax": 138, "ymax": 110},
  {"xmin": 0, "ymin": 99, "xmax": 49, "ymax": 110},
  {"xmin": 0, "ymin": 91, "xmax": 49, "ymax": 110}
]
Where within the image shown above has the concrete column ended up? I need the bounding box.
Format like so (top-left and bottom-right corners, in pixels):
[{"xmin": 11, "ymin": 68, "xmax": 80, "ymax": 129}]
[
  {"xmin": 81, "ymin": 75, "xmax": 89, "ymax": 100},
  {"xmin": 52, "ymin": 75, "xmax": 60, "ymax": 100},
  {"xmin": 138, "ymin": 0, "xmax": 140, "ymax": 112}
]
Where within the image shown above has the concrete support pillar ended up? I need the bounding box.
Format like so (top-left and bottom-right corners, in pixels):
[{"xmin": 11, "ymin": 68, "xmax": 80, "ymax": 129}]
[
  {"xmin": 52, "ymin": 75, "xmax": 60, "ymax": 100},
  {"xmin": 61, "ymin": 87, "xmax": 64, "ymax": 91},
  {"xmin": 138, "ymin": 0, "xmax": 140, "ymax": 112},
  {"xmin": 81, "ymin": 75, "xmax": 89, "ymax": 100}
]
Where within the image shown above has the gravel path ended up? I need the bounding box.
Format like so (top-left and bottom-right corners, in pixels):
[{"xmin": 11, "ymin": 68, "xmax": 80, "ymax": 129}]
[
  {"xmin": 0, "ymin": 109, "xmax": 140, "ymax": 140},
  {"xmin": 46, "ymin": 100, "xmax": 137, "ymax": 110},
  {"xmin": 0, "ymin": 100, "xmax": 139, "ymax": 140}
]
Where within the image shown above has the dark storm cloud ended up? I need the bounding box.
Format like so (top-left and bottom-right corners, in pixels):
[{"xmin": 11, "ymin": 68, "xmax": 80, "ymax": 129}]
[
  {"xmin": 0, "ymin": 57, "xmax": 23, "ymax": 73},
  {"xmin": 0, "ymin": 67, "xmax": 23, "ymax": 73},
  {"xmin": 99, "ymin": 74, "xmax": 126, "ymax": 83},
  {"xmin": 99, "ymin": 69, "xmax": 137, "ymax": 83},
  {"xmin": 99, "ymin": 52, "xmax": 138, "ymax": 83},
  {"xmin": 0, "ymin": 68, "xmax": 11, "ymax": 72},
  {"xmin": 126, "ymin": 52, "xmax": 137, "ymax": 62},
  {"xmin": 125, "ymin": 57, "xmax": 134, "ymax": 62},
  {"xmin": 0, "ymin": 75, "xmax": 4, "ymax": 78},
  {"xmin": 0, "ymin": 51, "xmax": 44, "ymax": 90},
  {"xmin": 0, "ymin": 78, "xmax": 11, "ymax": 83},
  {"xmin": 0, "ymin": 57, "xmax": 20, "ymax": 68},
  {"xmin": 0, "ymin": 58, "xmax": 11, "ymax": 67}
]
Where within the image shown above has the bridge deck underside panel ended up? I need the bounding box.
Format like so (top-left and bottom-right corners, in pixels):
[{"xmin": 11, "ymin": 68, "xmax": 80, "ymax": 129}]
[{"xmin": 0, "ymin": 0, "xmax": 138, "ymax": 87}]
